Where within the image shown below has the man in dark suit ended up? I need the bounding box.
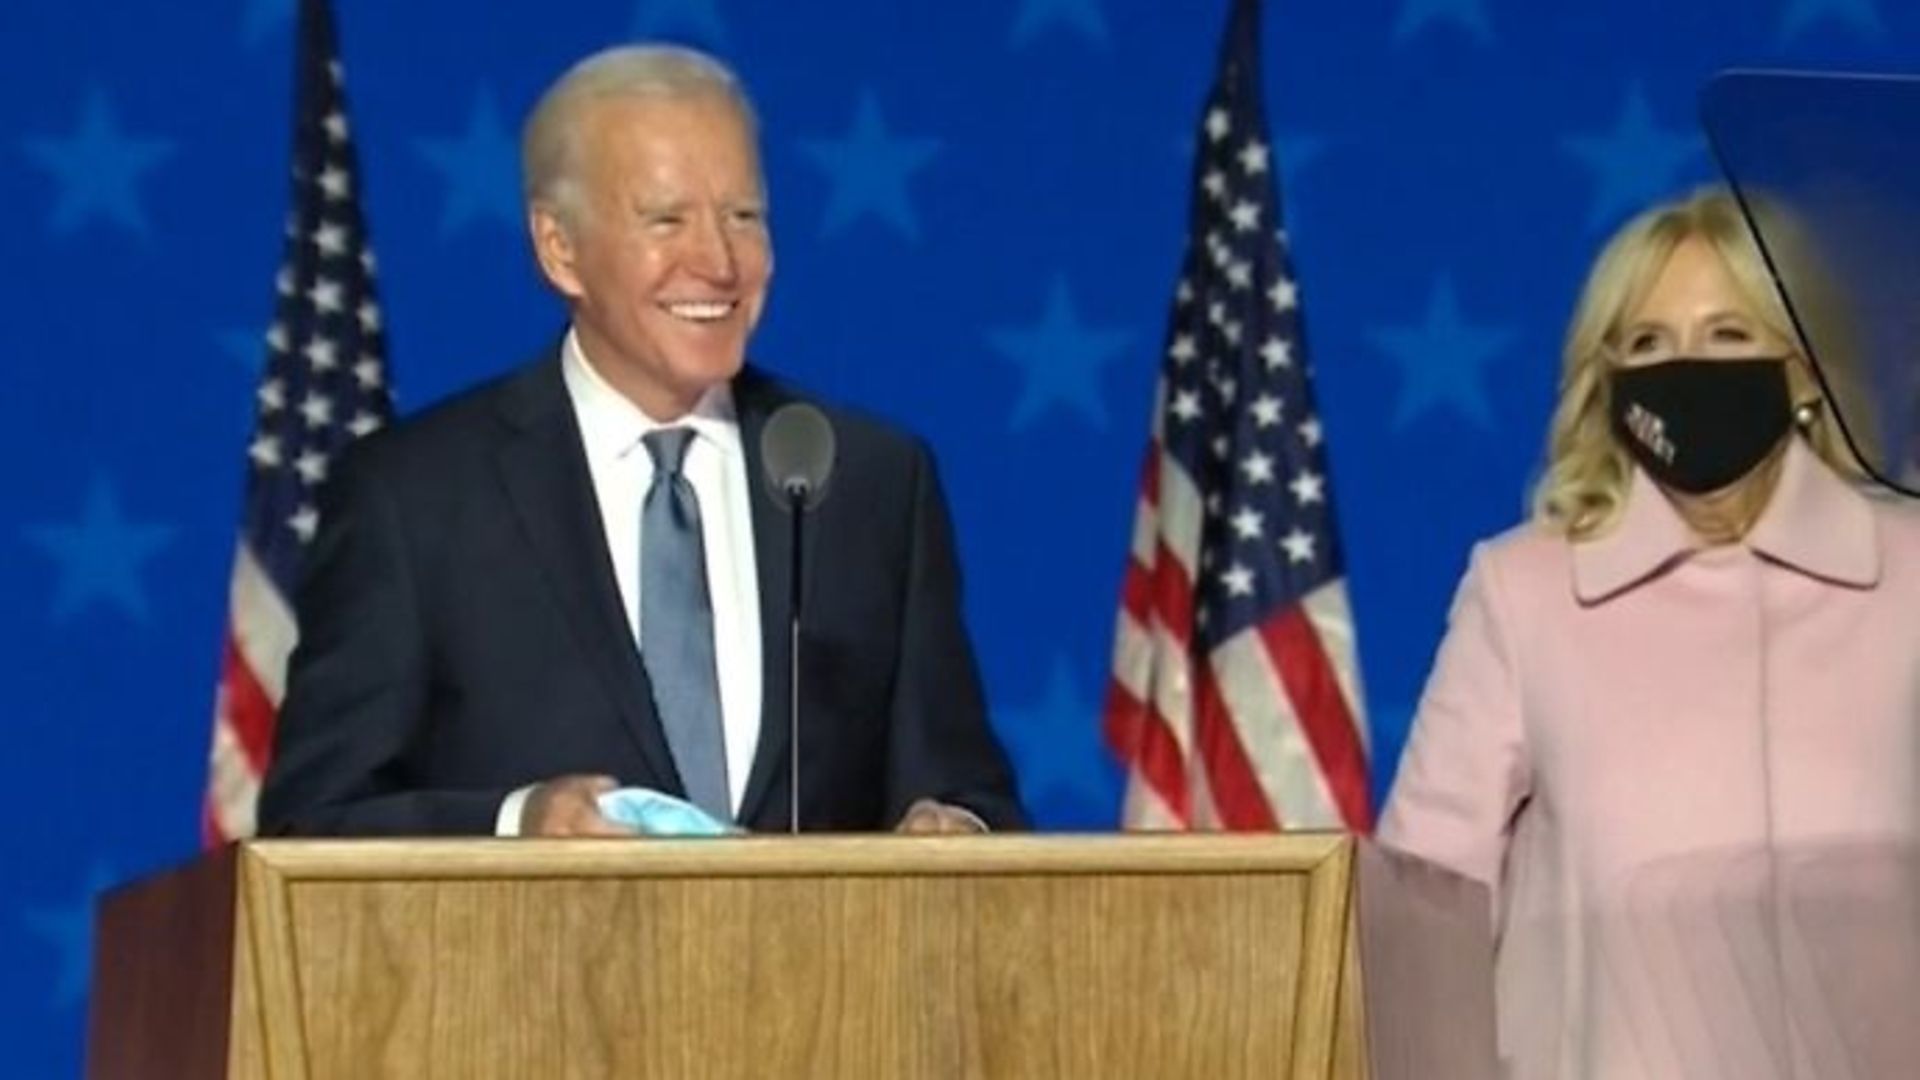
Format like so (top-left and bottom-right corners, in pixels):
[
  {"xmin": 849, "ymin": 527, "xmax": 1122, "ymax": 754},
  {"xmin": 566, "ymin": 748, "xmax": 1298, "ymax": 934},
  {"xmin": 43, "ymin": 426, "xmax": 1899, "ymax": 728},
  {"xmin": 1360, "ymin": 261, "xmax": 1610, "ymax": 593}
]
[{"xmin": 257, "ymin": 44, "xmax": 1022, "ymax": 837}]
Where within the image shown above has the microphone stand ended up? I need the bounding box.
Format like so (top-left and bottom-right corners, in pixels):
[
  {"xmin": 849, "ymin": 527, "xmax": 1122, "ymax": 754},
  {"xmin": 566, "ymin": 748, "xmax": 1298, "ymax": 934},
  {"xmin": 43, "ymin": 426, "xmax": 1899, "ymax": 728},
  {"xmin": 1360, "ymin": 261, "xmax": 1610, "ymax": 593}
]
[
  {"xmin": 787, "ymin": 480, "xmax": 807, "ymax": 834},
  {"xmin": 760, "ymin": 400, "xmax": 834, "ymax": 836}
]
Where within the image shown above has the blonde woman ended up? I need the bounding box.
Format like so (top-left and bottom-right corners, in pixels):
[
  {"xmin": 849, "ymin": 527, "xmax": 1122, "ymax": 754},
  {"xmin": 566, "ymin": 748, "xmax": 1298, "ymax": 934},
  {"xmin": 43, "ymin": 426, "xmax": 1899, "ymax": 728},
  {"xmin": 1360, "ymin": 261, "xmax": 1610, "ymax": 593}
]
[{"xmin": 1379, "ymin": 189, "xmax": 1920, "ymax": 1079}]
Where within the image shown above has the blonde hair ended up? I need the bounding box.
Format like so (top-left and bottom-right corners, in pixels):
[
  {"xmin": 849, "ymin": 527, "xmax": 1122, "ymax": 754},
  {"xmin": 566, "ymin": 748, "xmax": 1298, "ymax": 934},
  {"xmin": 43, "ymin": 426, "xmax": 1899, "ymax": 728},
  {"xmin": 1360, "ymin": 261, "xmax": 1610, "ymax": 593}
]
[{"xmin": 1530, "ymin": 187, "xmax": 1861, "ymax": 539}]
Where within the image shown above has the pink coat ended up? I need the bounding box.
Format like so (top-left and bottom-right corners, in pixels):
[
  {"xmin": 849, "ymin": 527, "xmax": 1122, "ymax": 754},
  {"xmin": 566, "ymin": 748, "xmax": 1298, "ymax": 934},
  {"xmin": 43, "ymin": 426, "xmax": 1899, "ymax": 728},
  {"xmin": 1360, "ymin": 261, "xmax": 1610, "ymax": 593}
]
[{"xmin": 1379, "ymin": 438, "xmax": 1920, "ymax": 1079}]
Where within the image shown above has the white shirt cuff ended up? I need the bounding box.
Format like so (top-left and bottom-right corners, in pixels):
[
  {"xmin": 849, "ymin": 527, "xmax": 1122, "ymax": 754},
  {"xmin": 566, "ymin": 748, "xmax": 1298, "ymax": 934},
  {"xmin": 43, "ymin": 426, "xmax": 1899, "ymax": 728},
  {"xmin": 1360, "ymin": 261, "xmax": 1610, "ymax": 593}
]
[{"xmin": 496, "ymin": 785, "xmax": 535, "ymax": 836}]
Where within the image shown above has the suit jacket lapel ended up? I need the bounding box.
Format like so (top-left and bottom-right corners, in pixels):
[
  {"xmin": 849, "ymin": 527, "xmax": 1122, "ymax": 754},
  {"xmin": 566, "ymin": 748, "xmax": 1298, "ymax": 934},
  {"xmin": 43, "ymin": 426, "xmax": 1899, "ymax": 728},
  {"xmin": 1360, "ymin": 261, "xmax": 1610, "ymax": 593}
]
[
  {"xmin": 735, "ymin": 367, "xmax": 799, "ymax": 825},
  {"xmin": 490, "ymin": 356, "xmax": 684, "ymax": 790}
]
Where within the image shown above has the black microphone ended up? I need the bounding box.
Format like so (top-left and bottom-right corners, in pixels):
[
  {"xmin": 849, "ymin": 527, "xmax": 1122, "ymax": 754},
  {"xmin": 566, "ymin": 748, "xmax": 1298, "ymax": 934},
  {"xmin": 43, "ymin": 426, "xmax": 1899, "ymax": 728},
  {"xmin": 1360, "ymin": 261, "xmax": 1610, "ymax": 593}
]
[{"xmin": 759, "ymin": 403, "xmax": 836, "ymax": 833}]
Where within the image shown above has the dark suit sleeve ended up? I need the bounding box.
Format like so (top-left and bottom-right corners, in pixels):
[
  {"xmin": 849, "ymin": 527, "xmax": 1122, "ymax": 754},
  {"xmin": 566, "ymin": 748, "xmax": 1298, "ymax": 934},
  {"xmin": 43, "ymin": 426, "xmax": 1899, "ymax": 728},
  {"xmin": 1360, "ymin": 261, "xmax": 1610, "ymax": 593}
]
[
  {"xmin": 881, "ymin": 443, "xmax": 1027, "ymax": 829},
  {"xmin": 256, "ymin": 446, "xmax": 510, "ymax": 836}
]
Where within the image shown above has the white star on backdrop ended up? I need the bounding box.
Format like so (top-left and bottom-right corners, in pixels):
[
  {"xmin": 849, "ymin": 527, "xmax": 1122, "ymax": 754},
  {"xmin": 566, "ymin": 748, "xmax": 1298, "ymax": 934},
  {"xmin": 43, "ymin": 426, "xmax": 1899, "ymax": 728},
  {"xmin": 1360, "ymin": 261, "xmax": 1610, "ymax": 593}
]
[
  {"xmin": 239, "ymin": 0, "xmax": 296, "ymax": 46},
  {"xmin": 798, "ymin": 92, "xmax": 942, "ymax": 241},
  {"xmin": 23, "ymin": 89, "xmax": 175, "ymax": 237},
  {"xmin": 1366, "ymin": 276, "xmax": 1516, "ymax": 430},
  {"xmin": 22, "ymin": 478, "xmax": 176, "ymax": 624},
  {"xmin": 414, "ymin": 90, "xmax": 522, "ymax": 235},
  {"xmin": 1393, "ymin": 0, "xmax": 1494, "ymax": 43},
  {"xmin": 1563, "ymin": 82, "xmax": 1703, "ymax": 229},
  {"xmin": 1010, "ymin": 0, "xmax": 1109, "ymax": 48},
  {"xmin": 1779, "ymin": 0, "xmax": 1882, "ymax": 40},
  {"xmin": 22, "ymin": 863, "xmax": 116, "ymax": 1009},
  {"xmin": 988, "ymin": 277, "xmax": 1134, "ymax": 430},
  {"xmin": 992, "ymin": 656, "xmax": 1119, "ymax": 827},
  {"xmin": 631, "ymin": 0, "xmax": 729, "ymax": 45}
]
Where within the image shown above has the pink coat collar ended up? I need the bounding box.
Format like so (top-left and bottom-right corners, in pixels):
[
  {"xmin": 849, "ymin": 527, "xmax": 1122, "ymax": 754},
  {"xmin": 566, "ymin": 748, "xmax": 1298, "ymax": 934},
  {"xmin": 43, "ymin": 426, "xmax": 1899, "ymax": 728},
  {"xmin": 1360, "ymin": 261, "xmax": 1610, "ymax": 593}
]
[{"xmin": 1571, "ymin": 437, "xmax": 1880, "ymax": 604}]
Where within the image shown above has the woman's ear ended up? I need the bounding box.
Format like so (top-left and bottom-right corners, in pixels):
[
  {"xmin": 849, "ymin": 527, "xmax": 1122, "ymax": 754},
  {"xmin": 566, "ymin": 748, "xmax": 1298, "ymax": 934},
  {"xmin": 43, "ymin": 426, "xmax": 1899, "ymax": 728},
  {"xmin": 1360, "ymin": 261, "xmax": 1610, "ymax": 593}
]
[{"xmin": 1784, "ymin": 353, "xmax": 1824, "ymax": 426}]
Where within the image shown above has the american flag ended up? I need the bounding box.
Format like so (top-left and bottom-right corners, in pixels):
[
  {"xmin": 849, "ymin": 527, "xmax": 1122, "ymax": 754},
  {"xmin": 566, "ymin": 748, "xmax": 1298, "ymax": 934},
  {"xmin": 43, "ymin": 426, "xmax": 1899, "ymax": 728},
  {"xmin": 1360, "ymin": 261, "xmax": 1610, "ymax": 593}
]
[
  {"xmin": 1105, "ymin": 0, "xmax": 1371, "ymax": 832},
  {"xmin": 203, "ymin": 0, "xmax": 391, "ymax": 844}
]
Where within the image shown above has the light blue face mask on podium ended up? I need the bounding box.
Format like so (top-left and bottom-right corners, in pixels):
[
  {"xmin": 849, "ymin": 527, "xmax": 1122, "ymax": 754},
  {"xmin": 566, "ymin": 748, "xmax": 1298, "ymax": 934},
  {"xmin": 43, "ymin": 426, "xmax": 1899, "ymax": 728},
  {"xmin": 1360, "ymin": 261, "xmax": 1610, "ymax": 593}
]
[{"xmin": 596, "ymin": 787, "xmax": 740, "ymax": 837}]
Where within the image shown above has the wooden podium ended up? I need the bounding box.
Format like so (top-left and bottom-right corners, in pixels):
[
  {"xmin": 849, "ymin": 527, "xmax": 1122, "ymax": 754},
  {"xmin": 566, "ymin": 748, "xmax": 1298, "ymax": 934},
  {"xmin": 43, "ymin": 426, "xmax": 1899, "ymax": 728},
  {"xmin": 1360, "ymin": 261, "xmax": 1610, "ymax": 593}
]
[{"xmin": 87, "ymin": 835, "xmax": 1494, "ymax": 1079}]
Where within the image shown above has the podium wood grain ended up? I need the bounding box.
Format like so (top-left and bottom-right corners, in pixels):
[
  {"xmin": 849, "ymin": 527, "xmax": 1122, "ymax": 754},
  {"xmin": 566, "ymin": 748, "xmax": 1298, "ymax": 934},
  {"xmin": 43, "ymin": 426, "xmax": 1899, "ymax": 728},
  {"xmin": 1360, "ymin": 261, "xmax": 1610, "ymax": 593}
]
[{"xmin": 89, "ymin": 835, "xmax": 1493, "ymax": 1079}]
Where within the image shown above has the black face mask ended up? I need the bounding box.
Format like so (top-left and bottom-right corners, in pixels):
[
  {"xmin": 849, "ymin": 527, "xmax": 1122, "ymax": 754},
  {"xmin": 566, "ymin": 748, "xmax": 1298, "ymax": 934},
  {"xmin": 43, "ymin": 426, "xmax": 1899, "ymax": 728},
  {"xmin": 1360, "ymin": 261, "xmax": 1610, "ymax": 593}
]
[{"xmin": 1608, "ymin": 358, "xmax": 1791, "ymax": 494}]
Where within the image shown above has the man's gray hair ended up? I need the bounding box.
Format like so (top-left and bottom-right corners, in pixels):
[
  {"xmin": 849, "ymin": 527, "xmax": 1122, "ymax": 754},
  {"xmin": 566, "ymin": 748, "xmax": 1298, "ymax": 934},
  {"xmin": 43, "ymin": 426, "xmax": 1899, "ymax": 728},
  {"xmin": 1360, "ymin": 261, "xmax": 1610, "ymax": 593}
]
[{"xmin": 521, "ymin": 44, "xmax": 760, "ymax": 225}]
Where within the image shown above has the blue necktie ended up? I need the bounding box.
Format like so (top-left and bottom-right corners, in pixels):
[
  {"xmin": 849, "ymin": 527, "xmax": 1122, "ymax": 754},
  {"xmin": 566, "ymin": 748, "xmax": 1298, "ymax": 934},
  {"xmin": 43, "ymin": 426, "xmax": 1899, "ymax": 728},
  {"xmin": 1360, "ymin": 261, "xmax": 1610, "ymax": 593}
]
[{"xmin": 639, "ymin": 428, "xmax": 730, "ymax": 821}]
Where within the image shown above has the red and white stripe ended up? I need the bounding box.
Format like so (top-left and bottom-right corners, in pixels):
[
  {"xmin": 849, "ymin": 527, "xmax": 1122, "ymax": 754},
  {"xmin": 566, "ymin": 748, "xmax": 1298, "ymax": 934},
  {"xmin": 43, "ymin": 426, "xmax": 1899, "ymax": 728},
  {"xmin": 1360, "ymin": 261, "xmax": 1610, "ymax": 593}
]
[
  {"xmin": 203, "ymin": 542, "xmax": 298, "ymax": 843},
  {"xmin": 1106, "ymin": 424, "xmax": 1372, "ymax": 832}
]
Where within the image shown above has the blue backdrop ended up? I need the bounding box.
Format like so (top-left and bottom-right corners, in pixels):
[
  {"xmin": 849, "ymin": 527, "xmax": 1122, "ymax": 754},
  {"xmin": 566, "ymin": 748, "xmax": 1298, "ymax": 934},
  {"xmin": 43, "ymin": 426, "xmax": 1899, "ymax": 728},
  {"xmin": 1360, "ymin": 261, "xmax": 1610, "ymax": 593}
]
[{"xmin": 2, "ymin": 0, "xmax": 1909, "ymax": 1070}]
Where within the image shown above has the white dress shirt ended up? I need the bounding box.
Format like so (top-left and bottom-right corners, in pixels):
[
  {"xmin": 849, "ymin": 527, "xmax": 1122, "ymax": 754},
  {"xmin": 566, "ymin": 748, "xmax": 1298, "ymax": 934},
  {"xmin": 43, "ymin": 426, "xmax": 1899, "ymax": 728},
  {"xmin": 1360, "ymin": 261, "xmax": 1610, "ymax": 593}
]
[{"xmin": 496, "ymin": 331, "xmax": 763, "ymax": 833}]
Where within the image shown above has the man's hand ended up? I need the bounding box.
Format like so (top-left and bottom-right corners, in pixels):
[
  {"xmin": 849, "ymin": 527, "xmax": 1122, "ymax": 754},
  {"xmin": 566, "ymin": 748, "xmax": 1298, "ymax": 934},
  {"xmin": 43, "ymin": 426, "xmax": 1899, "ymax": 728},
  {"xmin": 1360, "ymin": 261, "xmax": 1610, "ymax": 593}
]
[
  {"xmin": 520, "ymin": 774, "xmax": 633, "ymax": 837},
  {"xmin": 895, "ymin": 798, "xmax": 988, "ymax": 834}
]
